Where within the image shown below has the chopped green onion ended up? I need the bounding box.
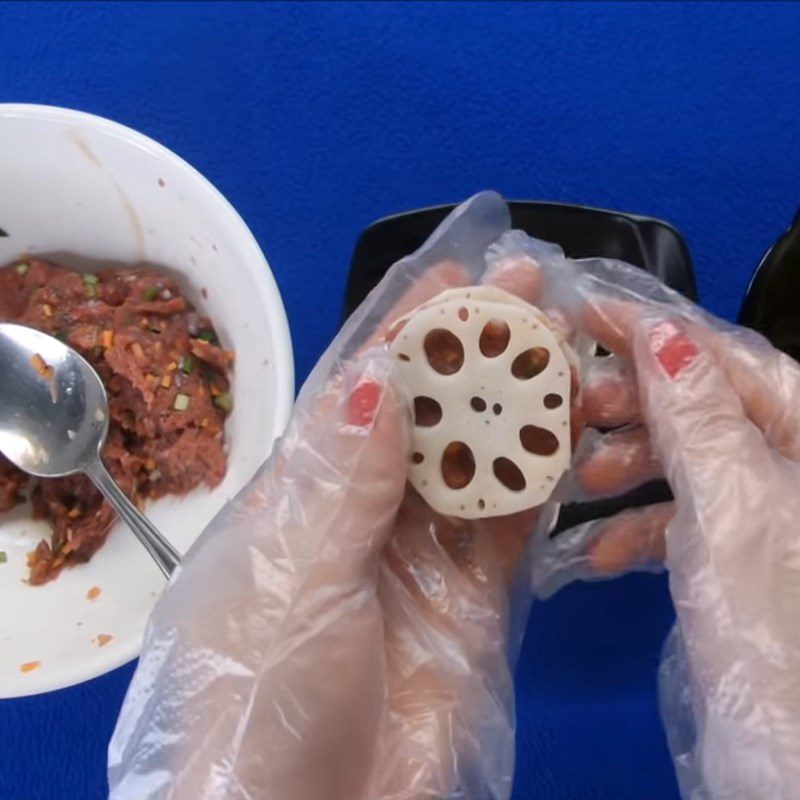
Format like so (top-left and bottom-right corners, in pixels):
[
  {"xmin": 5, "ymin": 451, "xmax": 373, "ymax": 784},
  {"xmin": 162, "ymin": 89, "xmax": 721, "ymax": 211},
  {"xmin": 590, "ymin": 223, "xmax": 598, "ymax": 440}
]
[
  {"xmin": 142, "ymin": 286, "xmax": 160, "ymax": 302},
  {"xmin": 55, "ymin": 330, "xmax": 68, "ymax": 343},
  {"xmin": 82, "ymin": 272, "xmax": 99, "ymax": 298},
  {"xmin": 196, "ymin": 330, "xmax": 217, "ymax": 344},
  {"xmin": 179, "ymin": 355, "xmax": 194, "ymax": 375},
  {"xmin": 213, "ymin": 392, "xmax": 233, "ymax": 413},
  {"xmin": 0, "ymin": 551, "xmax": 7, "ymax": 564},
  {"xmin": 91, "ymin": 345, "xmax": 103, "ymax": 359},
  {"xmin": 15, "ymin": 262, "xmax": 29, "ymax": 276},
  {"xmin": 173, "ymin": 393, "xmax": 190, "ymax": 412}
]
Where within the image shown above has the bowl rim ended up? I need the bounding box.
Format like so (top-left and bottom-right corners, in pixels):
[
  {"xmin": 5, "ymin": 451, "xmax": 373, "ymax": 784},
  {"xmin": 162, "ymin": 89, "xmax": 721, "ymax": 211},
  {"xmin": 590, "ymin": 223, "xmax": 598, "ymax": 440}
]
[{"xmin": 0, "ymin": 103, "xmax": 294, "ymax": 696}]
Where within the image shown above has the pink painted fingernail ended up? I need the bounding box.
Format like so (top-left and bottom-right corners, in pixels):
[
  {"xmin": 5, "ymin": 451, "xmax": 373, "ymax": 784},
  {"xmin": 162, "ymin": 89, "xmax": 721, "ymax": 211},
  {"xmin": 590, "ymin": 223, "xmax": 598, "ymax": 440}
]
[
  {"xmin": 648, "ymin": 320, "xmax": 699, "ymax": 379},
  {"xmin": 347, "ymin": 378, "xmax": 383, "ymax": 428}
]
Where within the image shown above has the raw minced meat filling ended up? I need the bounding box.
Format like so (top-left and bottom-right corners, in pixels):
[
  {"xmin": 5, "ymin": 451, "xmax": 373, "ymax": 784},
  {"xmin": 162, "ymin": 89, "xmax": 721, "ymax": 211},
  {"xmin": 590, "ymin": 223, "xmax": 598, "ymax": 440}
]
[{"xmin": 0, "ymin": 259, "xmax": 234, "ymax": 584}]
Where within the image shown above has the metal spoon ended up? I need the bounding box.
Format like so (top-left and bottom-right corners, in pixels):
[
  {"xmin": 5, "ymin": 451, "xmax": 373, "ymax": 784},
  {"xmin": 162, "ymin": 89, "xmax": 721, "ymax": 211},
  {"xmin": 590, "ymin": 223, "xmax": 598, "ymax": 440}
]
[{"xmin": 0, "ymin": 323, "xmax": 180, "ymax": 577}]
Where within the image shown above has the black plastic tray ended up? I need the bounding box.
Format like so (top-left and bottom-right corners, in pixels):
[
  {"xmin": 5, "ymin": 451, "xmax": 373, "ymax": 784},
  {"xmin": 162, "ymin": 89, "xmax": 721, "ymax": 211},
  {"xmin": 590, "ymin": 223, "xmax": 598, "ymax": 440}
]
[
  {"xmin": 343, "ymin": 200, "xmax": 697, "ymax": 319},
  {"xmin": 738, "ymin": 205, "xmax": 800, "ymax": 359},
  {"xmin": 342, "ymin": 200, "xmax": 697, "ymax": 533}
]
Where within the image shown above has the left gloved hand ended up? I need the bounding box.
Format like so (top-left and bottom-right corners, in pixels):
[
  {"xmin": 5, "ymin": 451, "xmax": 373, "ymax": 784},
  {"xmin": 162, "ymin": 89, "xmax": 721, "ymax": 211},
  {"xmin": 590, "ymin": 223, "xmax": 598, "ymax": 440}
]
[{"xmin": 109, "ymin": 193, "xmax": 588, "ymax": 800}]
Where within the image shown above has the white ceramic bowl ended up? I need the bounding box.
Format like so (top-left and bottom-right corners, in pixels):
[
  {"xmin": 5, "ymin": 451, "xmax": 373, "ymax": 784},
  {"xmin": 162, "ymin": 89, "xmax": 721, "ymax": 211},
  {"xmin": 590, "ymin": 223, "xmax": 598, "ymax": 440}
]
[{"xmin": 0, "ymin": 105, "xmax": 294, "ymax": 698}]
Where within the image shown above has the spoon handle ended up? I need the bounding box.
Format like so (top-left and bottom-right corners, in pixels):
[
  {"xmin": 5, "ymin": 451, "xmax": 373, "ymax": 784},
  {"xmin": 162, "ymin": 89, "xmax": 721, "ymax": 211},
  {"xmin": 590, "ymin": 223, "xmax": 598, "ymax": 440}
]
[{"xmin": 86, "ymin": 459, "xmax": 181, "ymax": 579}]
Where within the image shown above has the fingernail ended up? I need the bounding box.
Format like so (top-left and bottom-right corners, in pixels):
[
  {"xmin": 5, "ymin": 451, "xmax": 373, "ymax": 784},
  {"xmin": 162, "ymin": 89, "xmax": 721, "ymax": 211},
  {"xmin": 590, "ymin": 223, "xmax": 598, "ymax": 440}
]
[
  {"xmin": 347, "ymin": 378, "xmax": 383, "ymax": 428},
  {"xmin": 648, "ymin": 320, "xmax": 698, "ymax": 379}
]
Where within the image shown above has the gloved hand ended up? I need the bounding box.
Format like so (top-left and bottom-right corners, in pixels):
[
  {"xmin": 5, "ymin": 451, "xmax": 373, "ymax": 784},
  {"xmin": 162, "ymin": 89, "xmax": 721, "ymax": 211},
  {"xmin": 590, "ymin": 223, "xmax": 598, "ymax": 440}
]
[
  {"xmin": 108, "ymin": 193, "xmax": 590, "ymax": 800},
  {"xmin": 525, "ymin": 244, "xmax": 800, "ymax": 800}
]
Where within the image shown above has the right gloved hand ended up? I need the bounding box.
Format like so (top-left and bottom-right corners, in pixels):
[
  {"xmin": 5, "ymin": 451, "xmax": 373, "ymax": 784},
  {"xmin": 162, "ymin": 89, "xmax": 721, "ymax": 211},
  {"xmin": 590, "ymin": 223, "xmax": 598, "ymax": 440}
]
[{"xmin": 525, "ymin": 245, "xmax": 800, "ymax": 800}]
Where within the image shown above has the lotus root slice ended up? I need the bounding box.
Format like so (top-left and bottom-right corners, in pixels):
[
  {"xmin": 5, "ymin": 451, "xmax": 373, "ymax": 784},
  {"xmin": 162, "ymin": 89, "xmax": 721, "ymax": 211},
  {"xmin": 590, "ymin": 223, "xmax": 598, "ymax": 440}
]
[{"xmin": 388, "ymin": 286, "xmax": 573, "ymax": 518}]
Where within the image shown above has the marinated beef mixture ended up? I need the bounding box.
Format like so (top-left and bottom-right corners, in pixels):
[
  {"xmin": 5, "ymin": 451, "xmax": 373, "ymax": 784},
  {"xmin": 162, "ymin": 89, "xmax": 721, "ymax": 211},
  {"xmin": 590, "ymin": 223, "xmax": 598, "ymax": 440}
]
[{"xmin": 0, "ymin": 259, "xmax": 233, "ymax": 584}]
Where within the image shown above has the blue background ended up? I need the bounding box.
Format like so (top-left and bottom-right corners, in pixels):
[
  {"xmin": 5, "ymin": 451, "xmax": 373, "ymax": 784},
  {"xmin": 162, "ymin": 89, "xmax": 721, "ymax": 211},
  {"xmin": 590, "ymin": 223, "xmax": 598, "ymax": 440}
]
[{"xmin": 1, "ymin": 2, "xmax": 799, "ymax": 798}]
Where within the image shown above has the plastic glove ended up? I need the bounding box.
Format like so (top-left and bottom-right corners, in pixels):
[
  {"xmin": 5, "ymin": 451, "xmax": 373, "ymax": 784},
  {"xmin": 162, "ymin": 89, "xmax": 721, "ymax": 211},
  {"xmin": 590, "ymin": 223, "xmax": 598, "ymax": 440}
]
[
  {"xmin": 108, "ymin": 193, "xmax": 588, "ymax": 800},
  {"xmin": 523, "ymin": 243, "xmax": 800, "ymax": 800}
]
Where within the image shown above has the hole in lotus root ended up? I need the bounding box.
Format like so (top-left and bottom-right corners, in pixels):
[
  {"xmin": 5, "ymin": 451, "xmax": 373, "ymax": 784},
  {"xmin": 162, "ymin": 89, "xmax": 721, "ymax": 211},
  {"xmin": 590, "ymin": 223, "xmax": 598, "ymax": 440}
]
[
  {"xmin": 424, "ymin": 329, "xmax": 464, "ymax": 375},
  {"xmin": 470, "ymin": 396, "xmax": 487, "ymax": 412},
  {"xmin": 544, "ymin": 393, "xmax": 563, "ymax": 409},
  {"xmin": 493, "ymin": 457, "xmax": 527, "ymax": 491},
  {"xmin": 414, "ymin": 396, "xmax": 442, "ymax": 427},
  {"xmin": 520, "ymin": 425, "xmax": 559, "ymax": 456},
  {"xmin": 441, "ymin": 441, "xmax": 476, "ymax": 489},
  {"xmin": 411, "ymin": 452, "xmax": 425, "ymax": 464},
  {"xmin": 458, "ymin": 307, "xmax": 469, "ymax": 321},
  {"xmin": 385, "ymin": 319, "xmax": 407, "ymax": 344},
  {"xmin": 479, "ymin": 319, "xmax": 511, "ymax": 358},
  {"xmin": 493, "ymin": 403, "xmax": 502, "ymax": 415},
  {"xmin": 511, "ymin": 347, "xmax": 550, "ymax": 379}
]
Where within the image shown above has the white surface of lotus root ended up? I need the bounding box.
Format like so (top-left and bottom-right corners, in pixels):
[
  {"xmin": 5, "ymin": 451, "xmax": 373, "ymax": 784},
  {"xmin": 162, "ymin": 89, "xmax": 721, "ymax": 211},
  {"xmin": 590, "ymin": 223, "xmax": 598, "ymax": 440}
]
[{"xmin": 389, "ymin": 287, "xmax": 572, "ymax": 518}]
